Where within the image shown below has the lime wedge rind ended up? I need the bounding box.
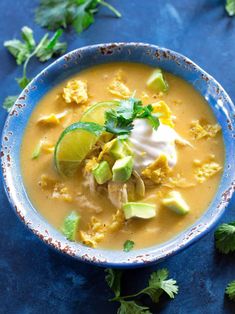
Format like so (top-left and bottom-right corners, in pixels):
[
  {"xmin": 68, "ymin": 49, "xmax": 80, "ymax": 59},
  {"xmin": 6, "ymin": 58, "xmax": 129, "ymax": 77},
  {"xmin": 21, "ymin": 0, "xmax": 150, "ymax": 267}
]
[{"xmin": 54, "ymin": 122, "xmax": 103, "ymax": 176}]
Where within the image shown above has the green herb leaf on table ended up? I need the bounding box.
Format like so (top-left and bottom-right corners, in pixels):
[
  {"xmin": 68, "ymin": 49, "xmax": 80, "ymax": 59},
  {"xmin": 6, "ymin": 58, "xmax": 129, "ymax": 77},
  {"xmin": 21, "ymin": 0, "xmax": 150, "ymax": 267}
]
[
  {"xmin": 117, "ymin": 301, "xmax": 151, "ymax": 314},
  {"xmin": 123, "ymin": 240, "xmax": 135, "ymax": 252},
  {"xmin": 141, "ymin": 269, "xmax": 179, "ymax": 302},
  {"xmin": 4, "ymin": 26, "xmax": 36, "ymax": 65},
  {"xmin": 36, "ymin": 29, "xmax": 67, "ymax": 62},
  {"xmin": 3, "ymin": 27, "xmax": 67, "ymax": 111},
  {"xmin": 21, "ymin": 26, "xmax": 36, "ymax": 50},
  {"xmin": 105, "ymin": 268, "xmax": 178, "ymax": 313},
  {"xmin": 2, "ymin": 96, "xmax": 18, "ymax": 112},
  {"xmin": 125, "ymin": 268, "xmax": 178, "ymax": 303},
  {"xmin": 16, "ymin": 76, "xmax": 31, "ymax": 89},
  {"xmin": 35, "ymin": 0, "xmax": 121, "ymax": 34},
  {"xmin": 105, "ymin": 268, "xmax": 122, "ymax": 298},
  {"xmin": 226, "ymin": 0, "xmax": 235, "ymax": 16},
  {"xmin": 226, "ymin": 281, "xmax": 235, "ymax": 301},
  {"xmin": 215, "ymin": 221, "xmax": 235, "ymax": 254}
]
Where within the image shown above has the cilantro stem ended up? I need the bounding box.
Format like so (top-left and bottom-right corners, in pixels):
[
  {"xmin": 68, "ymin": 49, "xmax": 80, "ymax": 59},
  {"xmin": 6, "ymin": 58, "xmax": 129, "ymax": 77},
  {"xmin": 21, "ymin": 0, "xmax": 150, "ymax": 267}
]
[
  {"xmin": 22, "ymin": 34, "xmax": 48, "ymax": 83},
  {"xmin": 99, "ymin": 0, "xmax": 122, "ymax": 18},
  {"xmin": 110, "ymin": 289, "xmax": 146, "ymax": 302}
]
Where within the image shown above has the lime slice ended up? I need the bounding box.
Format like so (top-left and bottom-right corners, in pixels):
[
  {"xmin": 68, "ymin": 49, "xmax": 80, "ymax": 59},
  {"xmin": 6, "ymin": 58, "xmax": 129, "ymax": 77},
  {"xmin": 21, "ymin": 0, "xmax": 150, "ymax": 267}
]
[
  {"xmin": 81, "ymin": 101, "xmax": 119, "ymax": 124},
  {"xmin": 54, "ymin": 122, "xmax": 104, "ymax": 176}
]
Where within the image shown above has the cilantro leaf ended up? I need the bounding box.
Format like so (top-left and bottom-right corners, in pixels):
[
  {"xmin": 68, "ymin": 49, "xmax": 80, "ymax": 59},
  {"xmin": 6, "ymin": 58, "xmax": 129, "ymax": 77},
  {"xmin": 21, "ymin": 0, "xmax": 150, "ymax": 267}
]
[
  {"xmin": 215, "ymin": 221, "xmax": 235, "ymax": 254},
  {"xmin": 226, "ymin": 0, "xmax": 235, "ymax": 16},
  {"xmin": 140, "ymin": 269, "xmax": 178, "ymax": 302},
  {"xmin": 21, "ymin": 26, "xmax": 36, "ymax": 50},
  {"xmin": 116, "ymin": 98, "xmax": 137, "ymax": 120},
  {"xmin": 35, "ymin": 0, "xmax": 121, "ymax": 34},
  {"xmin": 35, "ymin": 0, "xmax": 70, "ymax": 30},
  {"xmin": 16, "ymin": 76, "xmax": 31, "ymax": 89},
  {"xmin": 123, "ymin": 240, "xmax": 135, "ymax": 252},
  {"xmin": 105, "ymin": 268, "xmax": 122, "ymax": 298},
  {"xmin": 4, "ymin": 26, "xmax": 37, "ymax": 65},
  {"xmin": 104, "ymin": 98, "xmax": 160, "ymax": 136},
  {"xmin": 105, "ymin": 109, "xmax": 134, "ymax": 135},
  {"xmin": 4, "ymin": 39, "xmax": 31, "ymax": 65},
  {"xmin": 117, "ymin": 301, "xmax": 151, "ymax": 314},
  {"xmin": 226, "ymin": 281, "xmax": 235, "ymax": 301},
  {"xmin": 35, "ymin": 29, "xmax": 67, "ymax": 62},
  {"xmin": 72, "ymin": 0, "xmax": 98, "ymax": 34},
  {"xmin": 2, "ymin": 96, "xmax": 18, "ymax": 112},
  {"xmin": 3, "ymin": 27, "xmax": 67, "ymax": 112},
  {"xmin": 105, "ymin": 267, "xmax": 178, "ymax": 313}
]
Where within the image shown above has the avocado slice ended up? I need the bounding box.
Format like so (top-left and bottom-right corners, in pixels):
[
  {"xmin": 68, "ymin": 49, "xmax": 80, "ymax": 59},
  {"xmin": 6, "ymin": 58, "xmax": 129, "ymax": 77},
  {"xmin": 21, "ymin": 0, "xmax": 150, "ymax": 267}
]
[
  {"xmin": 92, "ymin": 160, "xmax": 112, "ymax": 184},
  {"xmin": 123, "ymin": 202, "xmax": 156, "ymax": 219},
  {"xmin": 162, "ymin": 191, "xmax": 190, "ymax": 215},
  {"xmin": 146, "ymin": 68, "xmax": 168, "ymax": 93},
  {"xmin": 110, "ymin": 139, "xmax": 133, "ymax": 160},
  {"xmin": 112, "ymin": 156, "xmax": 133, "ymax": 182}
]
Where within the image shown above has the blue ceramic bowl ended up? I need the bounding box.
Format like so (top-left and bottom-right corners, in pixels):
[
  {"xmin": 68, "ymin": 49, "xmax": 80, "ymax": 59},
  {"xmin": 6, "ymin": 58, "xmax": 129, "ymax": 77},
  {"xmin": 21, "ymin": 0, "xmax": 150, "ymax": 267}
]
[{"xmin": 2, "ymin": 43, "xmax": 235, "ymax": 268}]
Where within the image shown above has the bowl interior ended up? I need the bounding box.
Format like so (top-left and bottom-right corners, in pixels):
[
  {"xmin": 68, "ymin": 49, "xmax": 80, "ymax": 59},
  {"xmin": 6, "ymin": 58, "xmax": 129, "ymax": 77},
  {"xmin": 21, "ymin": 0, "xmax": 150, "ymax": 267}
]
[{"xmin": 2, "ymin": 43, "xmax": 235, "ymax": 268}]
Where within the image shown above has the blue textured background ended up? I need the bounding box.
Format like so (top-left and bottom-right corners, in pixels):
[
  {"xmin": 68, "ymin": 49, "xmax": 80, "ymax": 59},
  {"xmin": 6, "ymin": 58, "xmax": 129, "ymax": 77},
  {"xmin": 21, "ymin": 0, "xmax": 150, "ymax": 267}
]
[{"xmin": 0, "ymin": 1, "xmax": 235, "ymax": 313}]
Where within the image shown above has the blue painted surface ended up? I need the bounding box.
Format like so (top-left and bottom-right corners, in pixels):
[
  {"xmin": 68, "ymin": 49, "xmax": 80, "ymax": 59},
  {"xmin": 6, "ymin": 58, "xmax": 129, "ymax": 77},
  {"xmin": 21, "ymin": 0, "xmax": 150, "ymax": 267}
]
[{"xmin": 0, "ymin": 0, "xmax": 235, "ymax": 313}]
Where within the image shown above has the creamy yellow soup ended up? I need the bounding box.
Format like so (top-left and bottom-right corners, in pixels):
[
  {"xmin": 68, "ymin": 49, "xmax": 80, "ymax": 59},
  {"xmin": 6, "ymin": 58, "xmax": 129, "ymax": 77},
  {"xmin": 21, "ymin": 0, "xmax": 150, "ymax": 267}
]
[{"xmin": 21, "ymin": 62, "xmax": 224, "ymax": 250}]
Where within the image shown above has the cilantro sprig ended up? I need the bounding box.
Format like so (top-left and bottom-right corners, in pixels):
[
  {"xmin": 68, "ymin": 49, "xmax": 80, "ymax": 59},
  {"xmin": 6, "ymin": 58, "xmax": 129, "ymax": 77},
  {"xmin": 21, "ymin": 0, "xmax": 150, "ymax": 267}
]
[
  {"xmin": 105, "ymin": 268, "xmax": 178, "ymax": 313},
  {"xmin": 3, "ymin": 27, "xmax": 67, "ymax": 112},
  {"xmin": 226, "ymin": 0, "xmax": 235, "ymax": 16},
  {"xmin": 104, "ymin": 98, "xmax": 160, "ymax": 136},
  {"xmin": 214, "ymin": 221, "xmax": 235, "ymax": 254},
  {"xmin": 226, "ymin": 281, "xmax": 235, "ymax": 301},
  {"xmin": 3, "ymin": 96, "xmax": 19, "ymax": 113},
  {"xmin": 215, "ymin": 222, "xmax": 235, "ymax": 302},
  {"xmin": 35, "ymin": 0, "xmax": 121, "ymax": 34}
]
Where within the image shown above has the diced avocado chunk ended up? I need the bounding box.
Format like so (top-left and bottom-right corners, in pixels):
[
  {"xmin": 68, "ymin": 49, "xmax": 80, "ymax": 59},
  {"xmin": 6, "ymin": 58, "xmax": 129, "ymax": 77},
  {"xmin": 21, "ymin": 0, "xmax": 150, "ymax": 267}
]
[
  {"xmin": 61, "ymin": 211, "xmax": 80, "ymax": 241},
  {"xmin": 92, "ymin": 160, "xmax": 112, "ymax": 184},
  {"xmin": 147, "ymin": 68, "xmax": 168, "ymax": 93},
  {"xmin": 112, "ymin": 156, "xmax": 133, "ymax": 182},
  {"xmin": 110, "ymin": 139, "xmax": 133, "ymax": 160},
  {"xmin": 123, "ymin": 202, "xmax": 156, "ymax": 219},
  {"xmin": 162, "ymin": 191, "xmax": 190, "ymax": 215}
]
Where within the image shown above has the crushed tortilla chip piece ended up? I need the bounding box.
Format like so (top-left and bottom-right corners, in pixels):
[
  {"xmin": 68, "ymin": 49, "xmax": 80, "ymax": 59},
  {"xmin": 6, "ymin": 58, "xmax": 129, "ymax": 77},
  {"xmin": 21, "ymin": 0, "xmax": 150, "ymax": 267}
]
[
  {"xmin": 115, "ymin": 69, "xmax": 127, "ymax": 82},
  {"xmin": 38, "ymin": 175, "xmax": 72, "ymax": 201},
  {"xmin": 38, "ymin": 174, "xmax": 57, "ymax": 190},
  {"xmin": 97, "ymin": 138, "xmax": 116, "ymax": 165},
  {"xmin": 190, "ymin": 120, "xmax": 221, "ymax": 140},
  {"xmin": 38, "ymin": 113, "xmax": 60, "ymax": 125},
  {"xmin": 63, "ymin": 79, "xmax": 88, "ymax": 104},
  {"xmin": 194, "ymin": 162, "xmax": 222, "ymax": 183},
  {"xmin": 141, "ymin": 91, "xmax": 149, "ymax": 101},
  {"xmin": 164, "ymin": 174, "xmax": 195, "ymax": 188},
  {"xmin": 108, "ymin": 75, "xmax": 131, "ymax": 99},
  {"xmin": 37, "ymin": 110, "xmax": 68, "ymax": 126},
  {"xmin": 141, "ymin": 155, "xmax": 171, "ymax": 184},
  {"xmin": 42, "ymin": 142, "xmax": 55, "ymax": 153},
  {"xmin": 52, "ymin": 184, "xmax": 72, "ymax": 202},
  {"xmin": 80, "ymin": 210, "xmax": 125, "ymax": 248},
  {"xmin": 152, "ymin": 101, "xmax": 174, "ymax": 128},
  {"xmin": 84, "ymin": 157, "xmax": 98, "ymax": 173},
  {"xmin": 108, "ymin": 210, "xmax": 125, "ymax": 233}
]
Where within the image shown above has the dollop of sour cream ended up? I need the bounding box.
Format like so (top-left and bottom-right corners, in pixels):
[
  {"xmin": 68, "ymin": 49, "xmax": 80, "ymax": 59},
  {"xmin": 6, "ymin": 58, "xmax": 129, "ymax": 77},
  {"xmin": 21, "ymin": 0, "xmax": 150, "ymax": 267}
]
[{"xmin": 129, "ymin": 119, "xmax": 187, "ymax": 172}]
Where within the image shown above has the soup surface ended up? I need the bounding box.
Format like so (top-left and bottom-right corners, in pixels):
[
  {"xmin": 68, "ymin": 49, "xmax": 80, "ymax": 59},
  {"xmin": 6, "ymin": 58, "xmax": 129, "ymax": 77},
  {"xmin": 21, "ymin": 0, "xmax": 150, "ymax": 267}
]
[{"xmin": 21, "ymin": 62, "xmax": 224, "ymax": 250}]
